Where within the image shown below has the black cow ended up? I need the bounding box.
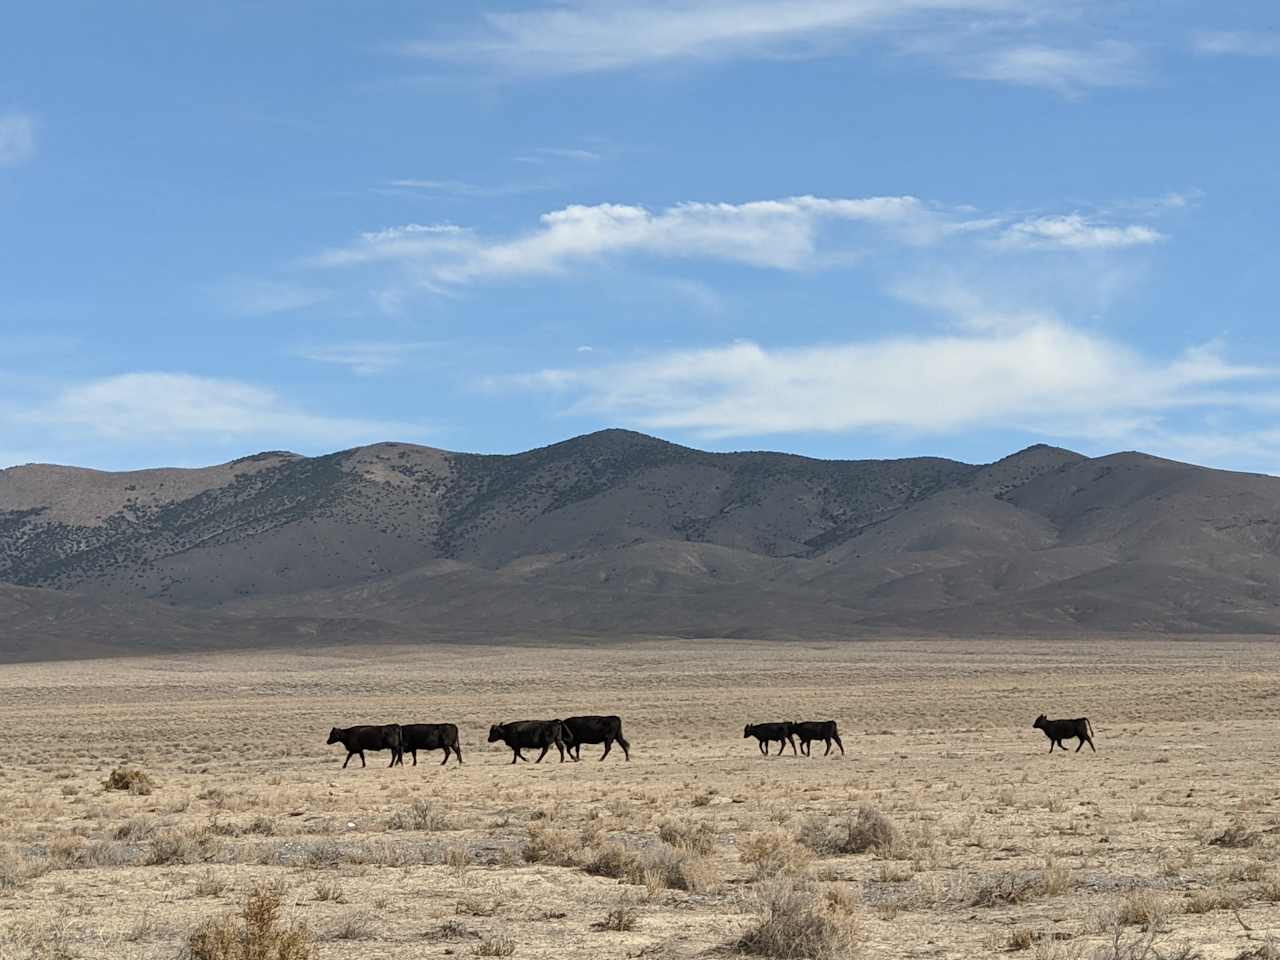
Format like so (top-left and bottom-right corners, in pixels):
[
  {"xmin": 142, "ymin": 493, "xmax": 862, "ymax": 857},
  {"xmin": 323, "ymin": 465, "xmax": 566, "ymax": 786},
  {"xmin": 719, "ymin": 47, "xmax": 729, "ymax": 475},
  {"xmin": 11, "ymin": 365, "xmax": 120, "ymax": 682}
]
[
  {"xmin": 400, "ymin": 723, "xmax": 463, "ymax": 766},
  {"xmin": 562, "ymin": 715, "xmax": 630, "ymax": 762},
  {"xmin": 1033, "ymin": 714, "xmax": 1096, "ymax": 753},
  {"xmin": 326, "ymin": 724, "xmax": 403, "ymax": 768},
  {"xmin": 744, "ymin": 722, "xmax": 797, "ymax": 756},
  {"xmin": 793, "ymin": 720, "xmax": 844, "ymax": 757},
  {"xmin": 488, "ymin": 720, "xmax": 571, "ymax": 764}
]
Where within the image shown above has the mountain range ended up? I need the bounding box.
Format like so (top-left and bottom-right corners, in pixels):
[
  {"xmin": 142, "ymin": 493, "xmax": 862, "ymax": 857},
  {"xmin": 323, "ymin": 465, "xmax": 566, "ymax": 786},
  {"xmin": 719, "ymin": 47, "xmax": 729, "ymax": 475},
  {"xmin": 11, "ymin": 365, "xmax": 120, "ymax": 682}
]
[{"xmin": 3, "ymin": 429, "xmax": 1279, "ymax": 660}]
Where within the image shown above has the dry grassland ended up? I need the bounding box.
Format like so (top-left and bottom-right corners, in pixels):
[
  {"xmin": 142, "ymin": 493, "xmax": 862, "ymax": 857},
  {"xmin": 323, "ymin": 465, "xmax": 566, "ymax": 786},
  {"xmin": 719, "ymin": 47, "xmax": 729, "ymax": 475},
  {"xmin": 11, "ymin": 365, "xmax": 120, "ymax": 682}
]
[{"xmin": 1, "ymin": 637, "xmax": 1279, "ymax": 959}]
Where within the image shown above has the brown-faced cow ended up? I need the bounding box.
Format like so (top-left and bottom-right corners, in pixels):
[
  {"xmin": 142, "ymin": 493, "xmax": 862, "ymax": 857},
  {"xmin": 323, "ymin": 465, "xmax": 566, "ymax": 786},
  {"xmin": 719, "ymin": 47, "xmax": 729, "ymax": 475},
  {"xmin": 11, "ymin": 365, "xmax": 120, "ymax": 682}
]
[
  {"xmin": 561, "ymin": 715, "xmax": 630, "ymax": 761},
  {"xmin": 793, "ymin": 720, "xmax": 844, "ymax": 757},
  {"xmin": 326, "ymin": 724, "xmax": 403, "ymax": 768},
  {"xmin": 1033, "ymin": 714, "xmax": 1095, "ymax": 753},
  {"xmin": 401, "ymin": 723, "xmax": 463, "ymax": 766},
  {"xmin": 487, "ymin": 720, "xmax": 571, "ymax": 764},
  {"xmin": 744, "ymin": 722, "xmax": 797, "ymax": 756}
]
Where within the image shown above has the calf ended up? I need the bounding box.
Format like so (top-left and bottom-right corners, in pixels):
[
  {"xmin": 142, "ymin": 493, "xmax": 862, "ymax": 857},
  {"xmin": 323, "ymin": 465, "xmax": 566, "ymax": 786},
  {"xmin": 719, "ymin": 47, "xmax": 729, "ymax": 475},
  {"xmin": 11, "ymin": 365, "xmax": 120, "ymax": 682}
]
[
  {"xmin": 326, "ymin": 724, "xmax": 403, "ymax": 768},
  {"xmin": 487, "ymin": 720, "xmax": 571, "ymax": 764},
  {"xmin": 744, "ymin": 722, "xmax": 797, "ymax": 756},
  {"xmin": 793, "ymin": 720, "xmax": 844, "ymax": 757},
  {"xmin": 562, "ymin": 715, "xmax": 630, "ymax": 762},
  {"xmin": 401, "ymin": 723, "xmax": 463, "ymax": 766},
  {"xmin": 1033, "ymin": 714, "xmax": 1096, "ymax": 753}
]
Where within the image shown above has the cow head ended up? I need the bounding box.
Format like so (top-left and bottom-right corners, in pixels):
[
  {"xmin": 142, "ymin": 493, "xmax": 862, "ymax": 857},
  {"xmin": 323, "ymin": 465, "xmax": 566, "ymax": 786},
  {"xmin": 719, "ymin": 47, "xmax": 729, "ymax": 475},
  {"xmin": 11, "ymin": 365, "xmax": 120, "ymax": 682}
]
[
  {"xmin": 326, "ymin": 727, "xmax": 342, "ymax": 744},
  {"xmin": 743, "ymin": 724, "xmax": 753, "ymax": 738},
  {"xmin": 1032, "ymin": 714, "xmax": 1047, "ymax": 729},
  {"xmin": 487, "ymin": 724, "xmax": 504, "ymax": 743}
]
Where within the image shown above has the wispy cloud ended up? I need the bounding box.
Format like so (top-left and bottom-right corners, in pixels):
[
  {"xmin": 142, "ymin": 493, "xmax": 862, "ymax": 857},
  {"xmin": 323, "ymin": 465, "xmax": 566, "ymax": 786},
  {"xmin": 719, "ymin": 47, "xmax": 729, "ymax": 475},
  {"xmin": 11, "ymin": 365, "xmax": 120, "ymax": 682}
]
[
  {"xmin": 1193, "ymin": 31, "xmax": 1280, "ymax": 57},
  {"xmin": 505, "ymin": 326, "xmax": 1269, "ymax": 441},
  {"xmin": 957, "ymin": 41, "xmax": 1145, "ymax": 94},
  {"xmin": 385, "ymin": 178, "xmax": 548, "ymax": 199},
  {"xmin": 307, "ymin": 194, "xmax": 1158, "ymax": 290},
  {"xmin": 0, "ymin": 112, "xmax": 36, "ymax": 168},
  {"xmin": 515, "ymin": 146, "xmax": 602, "ymax": 164},
  {"xmin": 23, "ymin": 373, "xmax": 420, "ymax": 445},
  {"xmin": 216, "ymin": 280, "xmax": 331, "ymax": 317},
  {"xmin": 292, "ymin": 341, "xmax": 435, "ymax": 376},
  {"xmin": 999, "ymin": 214, "xmax": 1164, "ymax": 250},
  {"xmin": 407, "ymin": 1, "xmax": 1143, "ymax": 95}
]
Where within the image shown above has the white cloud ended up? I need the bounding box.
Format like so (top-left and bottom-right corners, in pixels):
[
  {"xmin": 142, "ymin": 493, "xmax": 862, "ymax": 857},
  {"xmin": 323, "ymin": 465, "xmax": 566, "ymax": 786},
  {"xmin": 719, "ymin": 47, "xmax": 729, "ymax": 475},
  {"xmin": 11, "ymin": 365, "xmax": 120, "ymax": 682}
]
[
  {"xmin": 507, "ymin": 325, "xmax": 1268, "ymax": 439},
  {"xmin": 25, "ymin": 373, "xmax": 419, "ymax": 445},
  {"xmin": 410, "ymin": 0, "xmax": 1032, "ymax": 74},
  {"xmin": 959, "ymin": 41, "xmax": 1144, "ymax": 93},
  {"xmin": 309, "ymin": 194, "xmax": 1160, "ymax": 291},
  {"xmin": 515, "ymin": 147, "xmax": 602, "ymax": 163},
  {"xmin": 1193, "ymin": 31, "xmax": 1280, "ymax": 57},
  {"xmin": 217, "ymin": 280, "xmax": 331, "ymax": 316},
  {"xmin": 292, "ymin": 341, "xmax": 434, "ymax": 375},
  {"xmin": 409, "ymin": 1, "xmax": 1144, "ymax": 95},
  {"xmin": 999, "ymin": 214, "xmax": 1164, "ymax": 250},
  {"xmin": 0, "ymin": 112, "xmax": 36, "ymax": 167}
]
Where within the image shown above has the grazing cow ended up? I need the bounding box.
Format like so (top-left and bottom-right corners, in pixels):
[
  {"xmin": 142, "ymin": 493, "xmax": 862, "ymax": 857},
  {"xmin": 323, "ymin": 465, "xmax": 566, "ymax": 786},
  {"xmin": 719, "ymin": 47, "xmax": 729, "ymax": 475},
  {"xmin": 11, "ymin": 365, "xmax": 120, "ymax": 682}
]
[
  {"xmin": 400, "ymin": 723, "xmax": 463, "ymax": 766},
  {"xmin": 793, "ymin": 720, "xmax": 844, "ymax": 757},
  {"xmin": 744, "ymin": 722, "xmax": 797, "ymax": 756},
  {"xmin": 487, "ymin": 720, "xmax": 571, "ymax": 764},
  {"xmin": 326, "ymin": 724, "xmax": 403, "ymax": 768},
  {"xmin": 562, "ymin": 715, "xmax": 630, "ymax": 762},
  {"xmin": 1033, "ymin": 714, "xmax": 1096, "ymax": 753}
]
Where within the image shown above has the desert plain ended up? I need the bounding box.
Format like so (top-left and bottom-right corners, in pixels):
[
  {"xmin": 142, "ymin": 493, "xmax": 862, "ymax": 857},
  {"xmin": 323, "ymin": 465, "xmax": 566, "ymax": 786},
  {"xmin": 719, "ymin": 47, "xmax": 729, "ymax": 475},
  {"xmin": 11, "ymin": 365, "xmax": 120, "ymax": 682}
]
[{"xmin": 1, "ymin": 636, "xmax": 1279, "ymax": 959}]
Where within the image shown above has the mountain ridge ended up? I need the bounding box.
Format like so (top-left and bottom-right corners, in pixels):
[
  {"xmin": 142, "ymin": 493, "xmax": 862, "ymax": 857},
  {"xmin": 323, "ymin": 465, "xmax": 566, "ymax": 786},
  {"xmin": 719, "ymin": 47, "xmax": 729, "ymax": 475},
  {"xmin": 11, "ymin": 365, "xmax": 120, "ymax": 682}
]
[{"xmin": 3, "ymin": 429, "xmax": 1279, "ymax": 659}]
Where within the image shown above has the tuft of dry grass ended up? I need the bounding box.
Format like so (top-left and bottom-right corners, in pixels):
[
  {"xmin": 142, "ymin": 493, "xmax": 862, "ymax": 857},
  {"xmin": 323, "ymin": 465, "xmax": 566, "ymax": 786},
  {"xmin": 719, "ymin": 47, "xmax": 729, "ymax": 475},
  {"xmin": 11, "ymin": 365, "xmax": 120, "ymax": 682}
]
[
  {"xmin": 736, "ymin": 878, "xmax": 862, "ymax": 959},
  {"xmin": 182, "ymin": 883, "xmax": 313, "ymax": 960},
  {"xmin": 0, "ymin": 846, "xmax": 49, "ymax": 890},
  {"xmin": 387, "ymin": 799, "xmax": 448, "ymax": 832},
  {"xmin": 1101, "ymin": 889, "xmax": 1170, "ymax": 932},
  {"xmin": 598, "ymin": 894, "xmax": 640, "ymax": 932},
  {"xmin": 474, "ymin": 931, "xmax": 516, "ymax": 956},
  {"xmin": 799, "ymin": 804, "xmax": 903, "ymax": 858}
]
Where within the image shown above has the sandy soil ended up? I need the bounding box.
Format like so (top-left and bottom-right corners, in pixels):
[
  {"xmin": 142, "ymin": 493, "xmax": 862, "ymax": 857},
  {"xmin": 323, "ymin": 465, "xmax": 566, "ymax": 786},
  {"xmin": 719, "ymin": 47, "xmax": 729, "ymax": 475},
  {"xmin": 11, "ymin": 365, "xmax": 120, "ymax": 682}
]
[{"xmin": 1, "ymin": 637, "xmax": 1279, "ymax": 959}]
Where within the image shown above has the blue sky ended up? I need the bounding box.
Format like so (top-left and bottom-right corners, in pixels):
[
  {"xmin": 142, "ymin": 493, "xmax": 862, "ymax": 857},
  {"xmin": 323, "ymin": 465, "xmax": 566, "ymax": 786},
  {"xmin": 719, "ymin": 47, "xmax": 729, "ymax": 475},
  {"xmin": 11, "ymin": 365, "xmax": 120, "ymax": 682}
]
[{"xmin": 3, "ymin": 1, "xmax": 1280, "ymax": 472}]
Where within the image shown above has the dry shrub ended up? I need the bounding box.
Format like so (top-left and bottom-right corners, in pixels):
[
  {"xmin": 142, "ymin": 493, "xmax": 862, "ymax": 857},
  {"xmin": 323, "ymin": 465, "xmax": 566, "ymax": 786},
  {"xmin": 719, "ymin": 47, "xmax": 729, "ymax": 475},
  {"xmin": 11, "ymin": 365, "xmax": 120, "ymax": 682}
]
[
  {"xmin": 1185, "ymin": 887, "xmax": 1239, "ymax": 914},
  {"xmin": 194, "ymin": 870, "xmax": 228, "ymax": 898},
  {"xmin": 475, "ymin": 932, "xmax": 516, "ymax": 956},
  {"xmin": 521, "ymin": 822, "xmax": 579, "ymax": 866},
  {"xmin": 387, "ymin": 799, "xmax": 448, "ymax": 832},
  {"xmin": 446, "ymin": 845, "xmax": 473, "ymax": 877},
  {"xmin": 114, "ymin": 816, "xmax": 158, "ymax": 841},
  {"xmin": 1007, "ymin": 927, "xmax": 1037, "ymax": 951},
  {"xmin": 968, "ymin": 872, "xmax": 1043, "ymax": 907},
  {"xmin": 657, "ymin": 817, "xmax": 717, "ymax": 855},
  {"xmin": 312, "ymin": 881, "xmax": 345, "ymax": 903},
  {"xmin": 629, "ymin": 841, "xmax": 718, "ymax": 893},
  {"xmin": 326, "ymin": 911, "xmax": 375, "ymax": 941},
  {"xmin": 1041, "ymin": 856, "xmax": 1072, "ymax": 896},
  {"xmin": 739, "ymin": 830, "xmax": 815, "ymax": 878},
  {"xmin": 1101, "ymin": 890, "xmax": 1169, "ymax": 932},
  {"xmin": 182, "ymin": 883, "xmax": 313, "ymax": 960},
  {"xmin": 1092, "ymin": 926, "xmax": 1202, "ymax": 960},
  {"xmin": 146, "ymin": 827, "xmax": 220, "ymax": 866},
  {"xmin": 103, "ymin": 766, "xmax": 155, "ymax": 795},
  {"xmin": 598, "ymin": 894, "xmax": 640, "ymax": 932},
  {"xmin": 800, "ymin": 805, "xmax": 902, "ymax": 857},
  {"xmin": 1209, "ymin": 821, "xmax": 1258, "ymax": 848},
  {"xmin": 581, "ymin": 840, "xmax": 631, "ymax": 879},
  {"xmin": 1235, "ymin": 939, "xmax": 1280, "ymax": 960},
  {"xmin": 737, "ymin": 878, "xmax": 862, "ymax": 960},
  {"xmin": 0, "ymin": 846, "xmax": 49, "ymax": 890}
]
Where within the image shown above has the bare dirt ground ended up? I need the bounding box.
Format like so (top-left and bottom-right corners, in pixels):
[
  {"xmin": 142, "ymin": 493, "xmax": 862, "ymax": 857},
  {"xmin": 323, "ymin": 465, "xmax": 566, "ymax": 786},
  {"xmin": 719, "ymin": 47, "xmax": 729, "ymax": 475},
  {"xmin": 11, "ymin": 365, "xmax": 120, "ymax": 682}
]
[{"xmin": 1, "ymin": 637, "xmax": 1279, "ymax": 959}]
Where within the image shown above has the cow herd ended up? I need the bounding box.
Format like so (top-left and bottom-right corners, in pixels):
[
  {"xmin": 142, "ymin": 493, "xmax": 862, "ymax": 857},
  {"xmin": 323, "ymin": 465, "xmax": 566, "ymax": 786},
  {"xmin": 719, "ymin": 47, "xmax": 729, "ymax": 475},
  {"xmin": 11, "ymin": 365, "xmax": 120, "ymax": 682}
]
[{"xmin": 326, "ymin": 713, "xmax": 1094, "ymax": 767}]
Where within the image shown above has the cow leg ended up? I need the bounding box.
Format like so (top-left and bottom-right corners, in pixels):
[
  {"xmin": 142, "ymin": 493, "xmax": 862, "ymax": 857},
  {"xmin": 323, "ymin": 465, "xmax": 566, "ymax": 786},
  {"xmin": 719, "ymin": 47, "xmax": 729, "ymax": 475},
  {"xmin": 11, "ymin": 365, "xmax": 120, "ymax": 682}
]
[
  {"xmin": 410, "ymin": 750, "xmax": 417, "ymax": 766},
  {"xmin": 758, "ymin": 739, "xmax": 767, "ymax": 755},
  {"xmin": 617, "ymin": 735, "xmax": 630, "ymax": 761},
  {"xmin": 440, "ymin": 748, "xmax": 449, "ymax": 766},
  {"xmin": 359, "ymin": 751, "xmax": 366, "ymax": 767},
  {"xmin": 832, "ymin": 734, "xmax": 844, "ymax": 756},
  {"xmin": 600, "ymin": 740, "xmax": 612, "ymax": 761},
  {"xmin": 535, "ymin": 744, "xmax": 550, "ymax": 763},
  {"xmin": 1085, "ymin": 736, "xmax": 1096, "ymax": 752},
  {"xmin": 388, "ymin": 750, "xmax": 398, "ymax": 768},
  {"xmin": 823, "ymin": 738, "xmax": 832, "ymax": 757},
  {"xmin": 787, "ymin": 736, "xmax": 797, "ymax": 756},
  {"xmin": 1047, "ymin": 740, "xmax": 1055, "ymax": 753},
  {"xmin": 342, "ymin": 752, "xmax": 353, "ymax": 769},
  {"xmin": 556, "ymin": 740, "xmax": 566, "ymax": 762}
]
